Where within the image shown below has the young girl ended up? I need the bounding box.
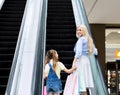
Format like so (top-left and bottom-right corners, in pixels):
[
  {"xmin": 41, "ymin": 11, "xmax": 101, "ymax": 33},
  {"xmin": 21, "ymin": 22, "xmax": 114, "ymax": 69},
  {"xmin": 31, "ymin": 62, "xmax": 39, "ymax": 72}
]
[{"xmin": 43, "ymin": 49, "xmax": 76, "ymax": 95}]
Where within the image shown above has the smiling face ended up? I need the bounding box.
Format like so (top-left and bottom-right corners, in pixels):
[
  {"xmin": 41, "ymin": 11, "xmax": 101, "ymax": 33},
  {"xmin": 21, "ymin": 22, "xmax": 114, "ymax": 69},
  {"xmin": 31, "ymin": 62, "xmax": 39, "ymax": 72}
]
[{"xmin": 76, "ymin": 26, "xmax": 84, "ymax": 38}]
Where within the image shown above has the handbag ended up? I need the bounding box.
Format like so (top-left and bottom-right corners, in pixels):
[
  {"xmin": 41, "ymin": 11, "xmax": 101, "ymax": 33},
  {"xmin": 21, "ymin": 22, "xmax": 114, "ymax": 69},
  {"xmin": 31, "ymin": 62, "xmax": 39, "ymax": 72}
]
[
  {"xmin": 63, "ymin": 73, "xmax": 79, "ymax": 95},
  {"xmin": 42, "ymin": 86, "xmax": 48, "ymax": 95}
]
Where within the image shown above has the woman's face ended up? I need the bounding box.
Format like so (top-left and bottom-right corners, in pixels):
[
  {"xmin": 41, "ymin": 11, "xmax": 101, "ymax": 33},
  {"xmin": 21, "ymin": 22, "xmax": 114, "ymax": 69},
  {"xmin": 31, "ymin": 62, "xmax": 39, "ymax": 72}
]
[{"xmin": 76, "ymin": 26, "xmax": 83, "ymax": 38}]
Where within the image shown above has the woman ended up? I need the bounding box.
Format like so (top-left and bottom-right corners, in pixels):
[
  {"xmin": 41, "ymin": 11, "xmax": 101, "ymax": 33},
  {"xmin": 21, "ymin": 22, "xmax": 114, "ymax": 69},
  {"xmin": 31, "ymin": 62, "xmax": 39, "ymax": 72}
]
[
  {"xmin": 43, "ymin": 49, "xmax": 76, "ymax": 95},
  {"xmin": 72, "ymin": 25, "xmax": 97, "ymax": 95}
]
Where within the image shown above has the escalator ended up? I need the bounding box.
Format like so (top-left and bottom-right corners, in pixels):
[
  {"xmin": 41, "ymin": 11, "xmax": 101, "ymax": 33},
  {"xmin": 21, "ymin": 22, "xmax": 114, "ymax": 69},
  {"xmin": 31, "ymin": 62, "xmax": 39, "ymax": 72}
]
[
  {"xmin": 0, "ymin": 0, "xmax": 108, "ymax": 94},
  {"xmin": 46, "ymin": 0, "xmax": 76, "ymax": 94},
  {"xmin": 46, "ymin": 0, "xmax": 108, "ymax": 95},
  {"xmin": 0, "ymin": 0, "xmax": 26, "ymax": 94}
]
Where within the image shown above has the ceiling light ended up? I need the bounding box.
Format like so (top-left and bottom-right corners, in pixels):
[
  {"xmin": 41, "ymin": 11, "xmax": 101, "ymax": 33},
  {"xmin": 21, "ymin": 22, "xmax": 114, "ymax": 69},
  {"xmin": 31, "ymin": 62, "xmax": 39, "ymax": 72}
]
[
  {"xmin": 114, "ymin": 50, "xmax": 120, "ymax": 59},
  {"xmin": 117, "ymin": 31, "xmax": 120, "ymax": 33}
]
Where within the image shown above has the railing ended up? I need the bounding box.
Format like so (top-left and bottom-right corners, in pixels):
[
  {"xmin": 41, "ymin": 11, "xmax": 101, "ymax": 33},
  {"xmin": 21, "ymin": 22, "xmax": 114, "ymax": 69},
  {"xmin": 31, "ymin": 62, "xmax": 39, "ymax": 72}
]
[
  {"xmin": 0, "ymin": 0, "xmax": 5, "ymax": 10},
  {"xmin": 33, "ymin": 0, "xmax": 47, "ymax": 94},
  {"xmin": 5, "ymin": 0, "xmax": 47, "ymax": 94},
  {"xmin": 71, "ymin": 0, "xmax": 109, "ymax": 95}
]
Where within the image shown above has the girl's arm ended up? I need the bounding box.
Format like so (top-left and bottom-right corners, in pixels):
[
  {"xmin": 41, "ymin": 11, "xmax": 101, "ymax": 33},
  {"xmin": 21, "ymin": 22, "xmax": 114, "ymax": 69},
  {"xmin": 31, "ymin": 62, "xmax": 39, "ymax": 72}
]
[
  {"xmin": 63, "ymin": 65, "xmax": 76, "ymax": 74},
  {"xmin": 43, "ymin": 64, "xmax": 49, "ymax": 79},
  {"xmin": 43, "ymin": 71, "xmax": 47, "ymax": 79}
]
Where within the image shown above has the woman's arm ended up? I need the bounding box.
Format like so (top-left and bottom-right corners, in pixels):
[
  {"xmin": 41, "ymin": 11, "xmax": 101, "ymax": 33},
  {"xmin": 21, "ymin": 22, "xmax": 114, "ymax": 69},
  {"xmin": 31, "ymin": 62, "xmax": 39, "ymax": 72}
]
[
  {"xmin": 73, "ymin": 38, "xmax": 82, "ymax": 66},
  {"xmin": 93, "ymin": 44, "xmax": 98, "ymax": 55},
  {"xmin": 72, "ymin": 57, "xmax": 77, "ymax": 66}
]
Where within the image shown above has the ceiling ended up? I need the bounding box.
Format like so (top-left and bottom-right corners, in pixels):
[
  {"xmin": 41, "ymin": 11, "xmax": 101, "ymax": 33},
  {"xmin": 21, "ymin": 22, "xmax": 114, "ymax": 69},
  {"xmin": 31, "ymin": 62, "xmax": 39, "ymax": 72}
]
[
  {"xmin": 83, "ymin": 0, "xmax": 120, "ymax": 24},
  {"xmin": 82, "ymin": 0, "xmax": 120, "ymax": 62}
]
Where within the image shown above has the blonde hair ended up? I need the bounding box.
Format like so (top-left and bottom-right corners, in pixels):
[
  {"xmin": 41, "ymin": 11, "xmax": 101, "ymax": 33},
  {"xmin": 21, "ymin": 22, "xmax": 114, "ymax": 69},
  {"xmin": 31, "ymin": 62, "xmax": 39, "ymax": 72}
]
[
  {"xmin": 77, "ymin": 25, "xmax": 93, "ymax": 54},
  {"xmin": 45, "ymin": 49, "xmax": 58, "ymax": 72}
]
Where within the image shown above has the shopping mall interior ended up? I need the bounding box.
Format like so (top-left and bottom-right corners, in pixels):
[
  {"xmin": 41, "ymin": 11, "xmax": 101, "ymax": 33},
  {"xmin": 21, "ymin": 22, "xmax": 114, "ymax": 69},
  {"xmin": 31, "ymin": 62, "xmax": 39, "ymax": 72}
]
[
  {"xmin": 0, "ymin": 0, "xmax": 120, "ymax": 95},
  {"xmin": 84, "ymin": 0, "xmax": 120, "ymax": 95}
]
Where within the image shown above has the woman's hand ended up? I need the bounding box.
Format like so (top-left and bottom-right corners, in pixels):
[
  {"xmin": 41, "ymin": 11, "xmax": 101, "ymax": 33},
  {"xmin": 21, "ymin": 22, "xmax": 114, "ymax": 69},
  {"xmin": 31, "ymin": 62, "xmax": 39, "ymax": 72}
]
[
  {"xmin": 63, "ymin": 65, "xmax": 76, "ymax": 74},
  {"xmin": 72, "ymin": 57, "xmax": 77, "ymax": 67},
  {"xmin": 72, "ymin": 65, "xmax": 76, "ymax": 71}
]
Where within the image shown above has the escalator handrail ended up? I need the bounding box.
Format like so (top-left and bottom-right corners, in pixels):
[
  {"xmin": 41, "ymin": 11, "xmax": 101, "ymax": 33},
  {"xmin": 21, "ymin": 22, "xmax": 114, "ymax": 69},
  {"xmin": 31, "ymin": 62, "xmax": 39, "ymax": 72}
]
[
  {"xmin": 0, "ymin": 0, "xmax": 5, "ymax": 10},
  {"xmin": 32, "ymin": 0, "xmax": 47, "ymax": 94},
  {"xmin": 5, "ymin": 0, "xmax": 28, "ymax": 94},
  {"xmin": 5, "ymin": 0, "xmax": 47, "ymax": 94}
]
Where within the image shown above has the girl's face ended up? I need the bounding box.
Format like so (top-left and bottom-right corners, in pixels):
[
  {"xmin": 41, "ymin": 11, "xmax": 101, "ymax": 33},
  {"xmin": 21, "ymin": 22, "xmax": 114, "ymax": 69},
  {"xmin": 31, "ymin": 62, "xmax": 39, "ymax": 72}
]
[
  {"xmin": 76, "ymin": 27, "xmax": 83, "ymax": 38},
  {"xmin": 55, "ymin": 51, "xmax": 58, "ymax": 59}
]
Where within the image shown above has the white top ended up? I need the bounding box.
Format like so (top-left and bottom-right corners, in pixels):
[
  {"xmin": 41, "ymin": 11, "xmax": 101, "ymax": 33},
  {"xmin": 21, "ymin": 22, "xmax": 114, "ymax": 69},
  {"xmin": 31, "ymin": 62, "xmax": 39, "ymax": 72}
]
[{"xmin": 44, "ymin": 60, "xmax": 65, "ymax": 79}]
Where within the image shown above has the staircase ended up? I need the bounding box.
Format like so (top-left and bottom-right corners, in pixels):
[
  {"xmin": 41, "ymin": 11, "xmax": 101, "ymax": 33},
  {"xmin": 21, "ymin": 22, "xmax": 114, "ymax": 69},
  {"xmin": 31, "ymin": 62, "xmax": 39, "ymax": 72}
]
[
  {"xmin": 0, "ymin": 0, "xmax": 26, "ymax": 94},
  {"xmin": 46, "ymin": 0, "xmax": 76, "ymax": 94}
]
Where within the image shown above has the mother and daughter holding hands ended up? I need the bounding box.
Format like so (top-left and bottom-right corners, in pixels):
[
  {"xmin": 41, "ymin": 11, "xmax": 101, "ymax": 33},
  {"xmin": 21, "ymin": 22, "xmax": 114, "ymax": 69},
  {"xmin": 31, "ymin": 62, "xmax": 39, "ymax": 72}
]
[{"xmin": 43, "ymin": 25, "xmax": 97, "ymax": 95}]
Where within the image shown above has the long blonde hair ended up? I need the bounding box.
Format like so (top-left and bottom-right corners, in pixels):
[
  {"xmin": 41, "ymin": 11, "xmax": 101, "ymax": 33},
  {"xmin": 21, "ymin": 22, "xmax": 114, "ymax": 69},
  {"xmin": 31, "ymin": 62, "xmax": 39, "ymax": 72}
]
[
  {"xmin": 45, "ymin": 49, "xmax": 58, "ymax": 72},
  {"xmin": 77, "ymin": 25, "xmax": 93, "ymax": 54}
]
